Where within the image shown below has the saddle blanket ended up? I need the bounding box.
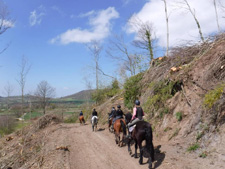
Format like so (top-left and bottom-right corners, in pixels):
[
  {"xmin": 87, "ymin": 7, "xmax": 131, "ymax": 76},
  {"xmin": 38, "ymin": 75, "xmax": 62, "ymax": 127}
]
[{"xmin": 129, "ymin": 125, "xmax": 136, "ymax": 132}]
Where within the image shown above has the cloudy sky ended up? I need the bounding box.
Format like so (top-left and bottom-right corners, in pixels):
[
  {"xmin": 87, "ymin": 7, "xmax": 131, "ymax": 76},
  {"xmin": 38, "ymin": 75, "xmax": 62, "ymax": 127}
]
[{"xmin": 1, "ymin": 0, "xmax": 225, "ymax": 97}]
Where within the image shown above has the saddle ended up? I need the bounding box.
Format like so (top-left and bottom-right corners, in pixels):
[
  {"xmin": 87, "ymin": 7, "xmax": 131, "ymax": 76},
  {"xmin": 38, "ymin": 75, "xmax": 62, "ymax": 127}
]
[{"xmin": 128, "ymin": 124, "xmax": 136, "ymax": 132}]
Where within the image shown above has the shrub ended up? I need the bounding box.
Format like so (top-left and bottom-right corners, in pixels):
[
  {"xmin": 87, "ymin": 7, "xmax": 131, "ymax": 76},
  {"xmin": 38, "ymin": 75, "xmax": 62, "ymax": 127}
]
[
  {"xmin": 204, "ymin": 84, "xmax": 225, "ymax": 109},
  {"xmin": 199, "ymin": 152, "xmax": 207, "ymax": 158},
  {"xmin": 143, "ymin": 79, "xmax": 176, "ymax": 114},
  {"xmin": 92, "ymin": 79, "xmax": 120, "ymax": 104},
  {"xmin": 187, "ymin": 143, "xmax": 200, "ymax": 152},
  {"xmin": 124, "ymin": 73, "xmax": 144, "ymax": 109},
  {"xmin": 175, "ymin": 112, "xmax": 182, "ymax": 121}
]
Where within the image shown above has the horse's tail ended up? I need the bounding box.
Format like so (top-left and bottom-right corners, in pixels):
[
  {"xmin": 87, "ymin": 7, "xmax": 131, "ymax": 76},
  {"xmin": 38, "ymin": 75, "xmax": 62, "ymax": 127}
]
[
  {"xmin": 120, "ymin": 120, "xmax": 127, "ymax": 136},
  {"xmin": 145, "ymin": 126, "xmax": 155, "ymax": 162}
]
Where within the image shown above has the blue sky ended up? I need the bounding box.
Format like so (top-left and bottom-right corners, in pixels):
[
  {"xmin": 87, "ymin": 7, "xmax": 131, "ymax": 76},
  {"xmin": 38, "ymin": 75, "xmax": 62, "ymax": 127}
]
[{"xmin": 1, "ymin": 0, "xmax": 225, "ymax": 97}]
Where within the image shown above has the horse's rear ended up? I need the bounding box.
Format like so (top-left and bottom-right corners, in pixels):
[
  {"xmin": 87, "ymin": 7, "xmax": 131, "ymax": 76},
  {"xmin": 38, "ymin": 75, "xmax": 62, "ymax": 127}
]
[
  {"xmin": 92, "ymin": 116, "xmax": 98, "ymax": 132},
  {"xmin": 79, "ymin": 116, "xmax": 85, "ymax": 125},
  {"xmin": 113, "ymin": 119, "xmax": 127, "ymax": 147},
  {"xmin": 129, "ymin": 121, "xmax": 154, "ymax": 169}
]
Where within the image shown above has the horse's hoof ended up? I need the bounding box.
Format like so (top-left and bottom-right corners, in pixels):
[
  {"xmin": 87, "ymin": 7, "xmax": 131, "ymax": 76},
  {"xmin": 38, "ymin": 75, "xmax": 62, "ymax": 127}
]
[
  {"xmin": 139, "ymin": 160, "xmax": 143, "ymax": 165},
  {"xmin": 129, "ymin": 151, "xmax": 132, "ymax": 155},
  {"xmin": 134, "ymin": 155, "xmax": 138, "ymax": 158}
]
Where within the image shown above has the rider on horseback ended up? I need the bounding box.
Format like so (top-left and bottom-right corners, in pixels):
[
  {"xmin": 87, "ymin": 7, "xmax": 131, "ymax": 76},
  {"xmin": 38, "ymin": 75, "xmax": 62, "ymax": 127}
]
[
  {"xmin": 79, "ymin": 111, "xmax": 83, "ymax": 116},
  {"xmin": 91, "ymin": 108, "xmax": 98, "ymax": 122},
  {"xmin": 127, "ymin": 100, "xmax": 145, "ymax": 138},
  {"xmin": 112, "ymin": 105, "xmax": 124, "ymax": 130}
]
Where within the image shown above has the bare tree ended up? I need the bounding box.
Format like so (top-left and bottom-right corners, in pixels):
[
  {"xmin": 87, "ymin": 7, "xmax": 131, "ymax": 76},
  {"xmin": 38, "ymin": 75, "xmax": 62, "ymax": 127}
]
[
  {"xmin": 0, "ymin": 0, "xmax": 13, "ymax": 54},
  {"xmin": 17, "ymin": 56, "xmax": 31, "ymax": 114},
  {"xmin": 87, "ymin": 40, "xmax": 102, "ymax": 90},
  {"xmin": 162, "ymin": 0, "xmax": 170, "ymax": 57},
  {"xmin": 213, "ymin": 0, "xmax": 221, "ymax": 32},
  {"xmin": 177, "ymin": 0, "xmax": 204, "ymax": 42},
  {"xmin": 35, "ymin": 81, "xmax": 55, "ymax": 114},
  {"xmin": 3, "ymin": 82, "xmax": 13, "ymax": 109},
  {"xmin": 129, "ymin": 18, "xmax": 157, "ymax": 65},
  {"xmin": 107, "ymin": 34, "xmax": 141, "ymax": 76}
]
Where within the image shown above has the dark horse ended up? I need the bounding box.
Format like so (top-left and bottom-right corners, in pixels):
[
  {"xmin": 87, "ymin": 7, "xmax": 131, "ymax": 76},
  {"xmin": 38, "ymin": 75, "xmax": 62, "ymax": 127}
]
[
  {"xmin": 79, "ymin": 115, "xmax": 85, "ymax": 125},
  {"xmin": 125, "ymin": 114, "xmax": 155, "ymax": 169},
  {"xmin": 113, "ymin": 118, "xmax": 127, "ymax": 147}
]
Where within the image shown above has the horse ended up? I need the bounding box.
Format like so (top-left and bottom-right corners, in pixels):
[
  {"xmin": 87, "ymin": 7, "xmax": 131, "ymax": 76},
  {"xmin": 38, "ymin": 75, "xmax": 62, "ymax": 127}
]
[
  {"xmin": 113, "ymin": 118, "xmax": 127, "ymax": 147},
  {"xmin": 91, "ymin": 116, "xmax": 98, "ymax": 132},
  {"xmin": 79, "ymin": 115, "xmax": 85, "ymax": 125},
  {"xmin": 125, "ymin": 115, "xmax": 155, "ymax": 169},
  {"xmin": 108, "ymin": 113, "xmax": 114, "ymax": 133}
]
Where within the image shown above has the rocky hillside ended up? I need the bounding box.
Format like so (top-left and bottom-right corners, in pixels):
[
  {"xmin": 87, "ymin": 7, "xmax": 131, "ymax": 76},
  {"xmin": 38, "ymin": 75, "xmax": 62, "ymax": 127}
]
[{"xmin": 96, "ymin": 34, "xmax": 225, "ymax": 161}]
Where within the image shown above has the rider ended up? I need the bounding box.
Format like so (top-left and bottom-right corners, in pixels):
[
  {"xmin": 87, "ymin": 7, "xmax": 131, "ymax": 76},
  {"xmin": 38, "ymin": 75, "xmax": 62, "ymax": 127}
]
[
  {"xmin": 112, "ymin": 105, "xmax": 124, "ymax": 129},
  {"xmin": 109, "ymin": 107, "xmax": 116, "ymax": 119},
  {"xmin": 91, "ymin": 108, "xmax": 98, "ymax": 122},
  {"xmin": 127, "ymin": 100, "xmax": 145, "ymax": 137},
  {"xmin": 79, "ymin": 111, "xmax": 84, "ymax": 116}
]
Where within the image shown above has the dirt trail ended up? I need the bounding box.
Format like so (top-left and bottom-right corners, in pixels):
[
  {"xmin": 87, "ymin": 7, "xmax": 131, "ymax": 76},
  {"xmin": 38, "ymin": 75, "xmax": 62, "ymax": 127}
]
[{"xmin": 38, "ymin": 123, "xmax": 224, "ymax": 169}]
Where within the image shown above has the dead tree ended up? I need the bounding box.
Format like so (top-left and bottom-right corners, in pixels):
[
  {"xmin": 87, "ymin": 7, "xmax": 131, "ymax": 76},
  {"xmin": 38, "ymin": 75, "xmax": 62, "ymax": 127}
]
[
  {"xmin": 107, "ymin": 34, "xmax": 140, "ymax": 76},
  {"xmin": 129, "ymin": 18, "xmax": 157, "ymax": 65},
  {"xmin": 178, "ymin": 0, "xmax": 205, "ymax": 42},
  {"xmin": 17, "ymin": 56, "xmax": 31, "ymax": 114},
  {"xmin": 162, "ymin": 0, "xmax": 170, "ymax": 57},
  {"xmin": 4, "ymin": 82, "xmax": 13, "ymax": 109},
  {"xmin": 213, "ymin": 0, "xmax": 221, "ymax": 33},
  {"xmin": 35, "ymin": 81, "xmax": 55, "ymax": 114},
  {"xmin": 0, "ymin": 0, "xmax": 14, "ymax": 54},
  {"xmin": 87, "ymin": 40, "xmax": 102, "ymax": 90}
]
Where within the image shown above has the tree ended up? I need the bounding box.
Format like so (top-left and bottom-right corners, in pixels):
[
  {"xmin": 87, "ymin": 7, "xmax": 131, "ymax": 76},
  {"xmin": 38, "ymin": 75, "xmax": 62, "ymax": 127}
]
[
  {"xmin": 16, "ymin": 56, "xmax": 31, "ymax": 114},
  {"xmin": 107, "ymin": 34, "xmax": 141, "ymax": 76},
  {"xmin": 3, "ymin": 82, "xmax": 13, "ymax": 109},
  {"xmin": 87, "ymin": 40, "xmax": 102, "ymax": 90},
  {"xmin": 177, "ymin": 0, "xmax": 204, "ymax": 42},
  {"xmin": 0, "ymin": 0, "xmax": 14, "ymax": 54},
  {"xmin": 162, "ymin": 0, "xmax": 170, "ymax": 57},
  {"xmin": 35, "ymin": 81, "xmax": 55, "ymax": 114},
  {"xmin": 130, "ymin": 18, "xmax": 157, "ymax": 65},
  {"xmin": 213, "ymin": 0, "xmax": 221, "ymax": 32}
]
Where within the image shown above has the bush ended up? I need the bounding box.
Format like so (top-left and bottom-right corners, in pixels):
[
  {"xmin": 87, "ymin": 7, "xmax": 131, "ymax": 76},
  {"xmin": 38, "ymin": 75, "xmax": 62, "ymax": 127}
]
[
  {"xmin": 124, "ymin": 73, "xmax": 144, "ymax": 109},
  {"xmin": 175, "ymin": 112, "xmax": 182, "ymax": 121},
  {"xmin": 187, "ymin": 143, "xmax": 200, "ymax": 152},
  {"xmin": 204, "ymin": 84, "xmax": 225, "ymax": 109}
]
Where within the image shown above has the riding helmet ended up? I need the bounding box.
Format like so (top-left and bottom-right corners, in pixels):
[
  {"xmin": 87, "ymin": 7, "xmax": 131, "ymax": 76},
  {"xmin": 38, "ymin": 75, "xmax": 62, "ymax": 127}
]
[
  {"xmin": 117, "ymin": 105, "xmax": 121, "ymax": 109},
  {"xmin": 135, "ymin": 100, "xmax": 140, "ymax": 105}
]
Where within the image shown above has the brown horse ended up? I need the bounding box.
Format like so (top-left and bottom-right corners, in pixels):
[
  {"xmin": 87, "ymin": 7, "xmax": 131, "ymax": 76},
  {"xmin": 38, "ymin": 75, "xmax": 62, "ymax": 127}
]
[
  {"xmin": 113, "ymin": 118, "xmax": 127, "ymax": 147},
  {"xmin": 79, "ymin": 115, "xmax": 85, "ymax": 125}
]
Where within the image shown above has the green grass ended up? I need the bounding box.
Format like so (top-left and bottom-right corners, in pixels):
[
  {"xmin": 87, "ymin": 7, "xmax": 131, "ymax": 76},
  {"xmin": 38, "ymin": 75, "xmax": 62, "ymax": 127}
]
[
  {"xmin": 187, "ymin": 143, "xmax": 200, "ymax": 152},
  {"xmin": 199, "ymin": 152, "xmax": 207, "ymax": 158},
  {"xmin": 24, "ymin": 112, "xmax": 43, "ymax": 120}
]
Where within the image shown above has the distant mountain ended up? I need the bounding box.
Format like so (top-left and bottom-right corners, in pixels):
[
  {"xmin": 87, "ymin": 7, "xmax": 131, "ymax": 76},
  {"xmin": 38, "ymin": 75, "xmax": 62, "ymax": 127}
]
[{"xmin": 61, "ymin": 90, "xmax": 94, "ymax": 101}]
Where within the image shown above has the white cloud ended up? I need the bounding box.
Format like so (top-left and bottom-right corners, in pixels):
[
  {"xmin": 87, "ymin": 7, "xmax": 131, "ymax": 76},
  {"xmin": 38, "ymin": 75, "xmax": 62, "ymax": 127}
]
[
  {"xmin": 29, "ymin": 6, "xmax": 45, "ymax": 26},
  {"xmin": 50, "ymin": 7, "xmax": 119, "ymax": 44},
  {"xmin": 127, "ymin": 0, "xmax": 225, "ymax": 47},
  {"xmin": 1, "ymin": 19, "xmax": 14, "ymax": 28},
  {"xmin": 78, "ymin": 10, "xmax": 95, "ymax": 18}
]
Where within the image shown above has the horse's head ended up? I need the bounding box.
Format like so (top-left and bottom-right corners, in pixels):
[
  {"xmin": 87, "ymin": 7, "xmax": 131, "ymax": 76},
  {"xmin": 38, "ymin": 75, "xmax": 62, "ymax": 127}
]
[{"xmin": 125, "ymin": 112, "xmax": 132, "ymax": 124}]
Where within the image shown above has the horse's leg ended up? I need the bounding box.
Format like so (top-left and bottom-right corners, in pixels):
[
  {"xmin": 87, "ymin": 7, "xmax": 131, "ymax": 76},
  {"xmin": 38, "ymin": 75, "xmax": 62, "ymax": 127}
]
[
  {"xmin": 128, "ymin": 140, "xmax": 132, "ymax": 155},
  {"xmin": 148, "ymin": 143, "xmax": 154, "ymax": 169},
  {"xmin": 134, "ymin": 140, "xmax": 138, "ymax": 158},
  {"xmin": 138, "ymin": 141, "xmax": 143, "ymax": 165}
]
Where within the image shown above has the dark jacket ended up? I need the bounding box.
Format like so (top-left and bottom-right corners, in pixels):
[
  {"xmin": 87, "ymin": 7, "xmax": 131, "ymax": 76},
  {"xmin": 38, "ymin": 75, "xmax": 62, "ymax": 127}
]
[
  {"xmin": 79, "ymin": 112, "xmax": 83, "ymax": 116},
  {"xmin": 92, "ymin": 110, "xmax": 98, "ymax": 116},
  {"xmin": 115, "ymin": 109, "xmax": 124, "ymax": 118}
]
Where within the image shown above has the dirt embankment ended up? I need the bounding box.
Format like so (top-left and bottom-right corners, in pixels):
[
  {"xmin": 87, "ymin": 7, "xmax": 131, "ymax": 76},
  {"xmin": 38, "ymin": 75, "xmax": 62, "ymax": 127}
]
[{"xmin": 1, "ymin": 118, "xmax": 224, "ymax": 169}]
